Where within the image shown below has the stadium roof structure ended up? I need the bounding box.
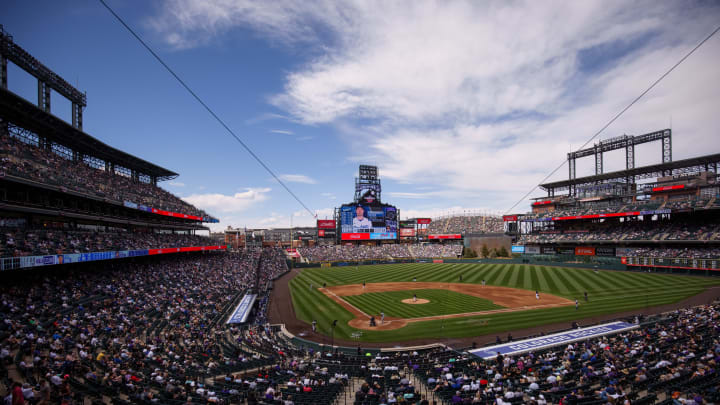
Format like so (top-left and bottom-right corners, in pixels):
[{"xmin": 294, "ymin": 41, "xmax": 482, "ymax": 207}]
[
  {"xmin": 1, "ymin": 25, "xmax": 178, "ymax": 182},
  {"xmin": 0, "ymin": 87, "xmax": 178, "ymax": 182},
  {"xmin": 539, "ymin": 153, "xmax": 720, "ymax": 196}
]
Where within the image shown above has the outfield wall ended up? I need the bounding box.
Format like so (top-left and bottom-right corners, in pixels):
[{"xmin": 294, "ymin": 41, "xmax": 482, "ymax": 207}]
[{"xmin": 293, "ymin": 257, "xmax": 627, "ymax": 271}]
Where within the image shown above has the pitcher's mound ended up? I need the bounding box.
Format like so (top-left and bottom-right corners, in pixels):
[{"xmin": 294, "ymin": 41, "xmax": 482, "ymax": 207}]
[{"xmin": 401, "ymin": 298, "xmax": 429, "ymax": 304}]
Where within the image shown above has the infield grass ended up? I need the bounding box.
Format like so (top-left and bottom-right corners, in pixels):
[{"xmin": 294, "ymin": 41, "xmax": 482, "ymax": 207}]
[
  {"xmin": 343, "ymin": 289, "xmax": 503, "ymax": 318},
  {"xmin": 288, "ymin": 262, "xmax": 720, "ymax": 343}
]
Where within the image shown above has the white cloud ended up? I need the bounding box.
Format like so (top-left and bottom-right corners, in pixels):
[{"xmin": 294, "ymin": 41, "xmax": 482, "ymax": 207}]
[
  {"xmin": 321, "ymin": 192, "xmax": 336, "ymax": 200},
  {"xmin": 152, "ymin": 0, "xmax": 720, "ymax": 213},
  {"xmin": 270, "ymin": 129, "xmax": 294, "ymax": 135},
  {"xmin": 296, "ymin": 136, "xmax": 314, "ymax": 141},
  {"xmin": 279, "ymin": 174, "xmax": 317, "ymax": 184},
  {"xmin": 167, "ymin": 181, "xmax": 185, "ymax": 187},
  {"xmin": 182, "ymin": 187, "xmax": 271, "ymax": 213}
]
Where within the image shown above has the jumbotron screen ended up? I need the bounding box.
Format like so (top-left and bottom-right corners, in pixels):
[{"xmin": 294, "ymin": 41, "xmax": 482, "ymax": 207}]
[{"xmin": 340, "ymin": 204, "xmax": 397, "ymax": 240}]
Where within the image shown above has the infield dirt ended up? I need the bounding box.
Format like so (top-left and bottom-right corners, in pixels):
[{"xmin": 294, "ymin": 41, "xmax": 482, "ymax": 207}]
[{"xmin": 320, "ymin": 282, "xmax": 573, "ymax": 331}]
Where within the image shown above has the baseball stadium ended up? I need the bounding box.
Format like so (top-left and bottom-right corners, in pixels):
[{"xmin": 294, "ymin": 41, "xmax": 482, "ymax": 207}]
[{"xmin": 2, "ymin": 4, "xmax": 720, "ymax": 405}]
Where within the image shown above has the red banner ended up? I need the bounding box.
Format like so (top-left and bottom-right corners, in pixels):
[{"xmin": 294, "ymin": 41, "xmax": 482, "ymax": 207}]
[
  {"xmin": 341, "ymin": 233, "xmax": 370, "ymax": 240},
  {"xmin": 151, "ymin": 208, "xmax": 203, "ymax": 221},
  {"xmin": 416, "ymin": 218, "xmax": 432, "ymax": 224},
  {"xmin": 428, "ymin": 234, "xmax": 462, "ymax": 239},
  {"xmin": 652, "ymin": 184, "xmax": 685, "ymax": 192},
  {"xmin": 316, "ymin": 219, "xmax": 336, "ymax": 229},
  {"xmin": 503, "ymin": 215, "xmax": 518, "ymax": 221},
  {"xmin": 575, "ymin": 247, "xmax": 596, "ymax": 256},
  {"xmin": 433, "ymin": 259, "xmax": 444, "ymax": 263},
  {"xmin": 399, "ymin": 228, "xmax": 416, "ymax": 237},
  {"xmin": 621, "ymin": 257, "xmax": 627, "ymax": 265},
  {"xmin": 533, "ymin": 200, "xmax": 553, "ymax": 206},
  {"xmin": 148, "ymin": 245, "xmax": 226, "ymax": 255}
]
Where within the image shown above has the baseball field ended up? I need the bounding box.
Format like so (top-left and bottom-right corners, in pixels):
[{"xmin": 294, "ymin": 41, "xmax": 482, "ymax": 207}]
[{"xmin": 286, "ymin": 262, "xmax": 720, "ymax": 343}]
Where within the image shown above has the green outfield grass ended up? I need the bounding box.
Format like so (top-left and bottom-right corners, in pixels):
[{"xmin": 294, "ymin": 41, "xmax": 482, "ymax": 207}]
[
  {"xmin": 288, "ymin": 263, "xmax": 720, "ymax": 343},
  {"xmin": 343, "ymin": 289, "xmax": 503, "ymax": 318}
]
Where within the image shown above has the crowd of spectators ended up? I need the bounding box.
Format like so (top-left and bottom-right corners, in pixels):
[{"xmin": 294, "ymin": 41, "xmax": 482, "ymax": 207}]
[
  {"xmin": 411, "ymin": 304, "xmax": 719, "ymax": 404},
  {"xmin": 427, "ymin": 216, "xmax": 503, "ymax": 235},
  {"xmin": 519, "ymin": 222, "xmax": 720, "ymax": 245},
  {"xmin": 0, "ymin": 249, "xmax": 295, "ymax": 405},
  {"xmin": 297, "ymin": 244, "xmax": 463, "ymax": 262},
  {"xmin": 625, "ymin": 247, "xmax": 720, "ymax": 260},
  {"xmin": 1, "ymin": 225, "xmax": 212, "ymax": 257},
  {"xmin": 0, "ymin": 134, "xmax": 212, "ymax": 219},
  {"xmin": 1, "ymin": 245, "xmax": 719, "ymax": 404},
  {"xmin": 525, "ymin": 196, "xmax": 720, "ymax": 221}
]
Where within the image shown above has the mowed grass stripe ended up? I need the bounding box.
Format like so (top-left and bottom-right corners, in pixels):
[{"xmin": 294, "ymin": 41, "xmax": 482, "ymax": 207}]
[
  {"xmin": 508, "ymin": 265, "xmax": 522, "ymax": 287},
  {"xmin": 288, "ymin": 263, "xmax": 720, "ymax": 342},
  {"xmin": 531, "ymin": 266, "xmax": 550, "ymax": 292},
  {"xmin": 483, "ymin": 264, "xmax": 505, "ymax": 285},
  {"xmin": 343, "ymin": 289, "xmax": 503, "ymax": 318},
  {"xmin": 557, "ymin": 267, "xmax": 596, "ymax": 295},
  {"xmin": 542, "ymin": 266, "xmax": 570, "ymax": 294}
]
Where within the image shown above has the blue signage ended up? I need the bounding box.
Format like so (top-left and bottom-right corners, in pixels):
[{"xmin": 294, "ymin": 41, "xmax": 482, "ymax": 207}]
[
  {"xmin": 227, "ymin": 294, "xmax": 257, "ymax": 324},
  {"xmin": 470, "ymin": 321, "xmax": 637, "ymax": 359},
  {"xmin": 511, "ymin": 246, "xmax": 525, "ymax": 253}
]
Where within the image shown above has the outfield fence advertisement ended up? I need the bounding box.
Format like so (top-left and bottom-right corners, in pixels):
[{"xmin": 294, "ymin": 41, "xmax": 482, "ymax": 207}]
[
  {"xmin": 470, "ymin": 321, "xmax": 638, "ymax": 359},
  {"xmin": 575, "ymin": 247, "xmax": 596, "ymax": 256}
]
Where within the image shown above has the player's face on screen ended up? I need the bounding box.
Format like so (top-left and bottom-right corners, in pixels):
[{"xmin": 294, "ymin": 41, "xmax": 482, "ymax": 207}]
[{"xmin": 355, "ymin": 206, "xmax": 364, "ymax": 219}]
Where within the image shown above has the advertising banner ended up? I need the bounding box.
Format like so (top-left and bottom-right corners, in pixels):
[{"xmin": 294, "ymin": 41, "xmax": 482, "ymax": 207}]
[
  {"xmin": 652, "ymin": 184, "xmax": 685, "ymax": 192},
  {"xmin": 541, "ymin": 247, "xmax": 556, "ymax": 255},
  {"xmin": 532, "ymin": 200, "xmax": 553, "ymax": 206},
  {"xmin": 341, "ymin": 233, "xmax": 371, "ymax": 240},
  {"xmin": 575, "ymin": 247, "xmax": 596, "ymax": 256},
  {"xmin": 317, "ymin": 219, "xmax": 336, "ymax": 229},
  {"xmin": 557, "ymin": 247, "xmax": 575, "ymax": 255},
  {"xmin": 5, "ymin": 246, "xmax": 226, "ymax": 271},
  {"xmin": 503, "ymin": 215, "xmax": 518, "ymax": 221},
  {"xmin": 525, "ymin": 246, "xmax": 540, "ymax": 254},
  {"xmin": 428, "ymin": 234, "xmax": 462, "ymax": 239},
  {"xmin": 596, "ymin": 247, "xmax": 616, "ymax": 257},
  {"xmin": 511, "ymin": 245, "xmax": 525, "ymax": 253},
  {"xmin": 399, "ymin": 228, "xmax": 416, "ymax": 237},
  {"xmin": 416, "ymin": 218, "xmax": 432, "ymax": 224},
  {"xmin": 400, "ymin": 220, "xmax": 416, "ymax": 228}
]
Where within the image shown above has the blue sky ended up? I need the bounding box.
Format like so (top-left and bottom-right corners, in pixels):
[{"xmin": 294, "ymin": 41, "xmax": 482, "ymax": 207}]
[{"xmin": 3, "ymin": 1, "xmax": 720, "ymax": 231}]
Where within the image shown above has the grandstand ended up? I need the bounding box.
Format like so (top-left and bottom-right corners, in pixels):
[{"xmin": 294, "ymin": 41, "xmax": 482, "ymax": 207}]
[
  {"xmin": 0, "ymin": 27, "xmax": 220, "ymax": 272},
  {"xmin": 506, "ymin": 130, "xmax": 720, "ymax": 272}
]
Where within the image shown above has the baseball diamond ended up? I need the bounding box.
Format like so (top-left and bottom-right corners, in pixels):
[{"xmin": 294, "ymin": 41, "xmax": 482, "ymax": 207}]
[{"xmin": 278, "ymin": 262, "xmax": 720, "ymax": 343}]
